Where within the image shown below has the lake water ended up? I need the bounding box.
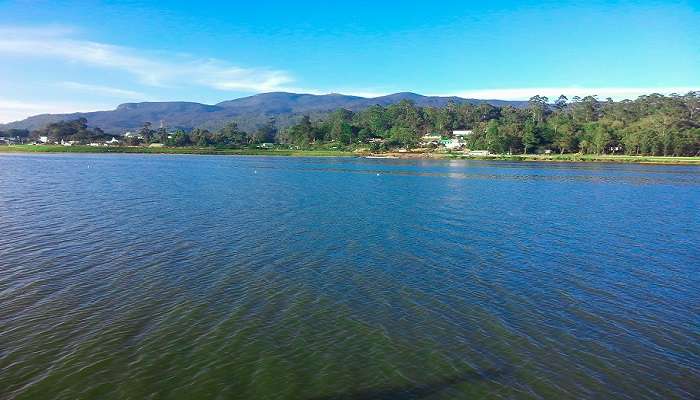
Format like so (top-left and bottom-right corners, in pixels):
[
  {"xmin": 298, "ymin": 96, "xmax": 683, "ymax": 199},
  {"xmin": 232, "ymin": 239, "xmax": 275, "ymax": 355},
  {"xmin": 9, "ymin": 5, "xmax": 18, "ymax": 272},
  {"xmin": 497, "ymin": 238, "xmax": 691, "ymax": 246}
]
[{"xmin": 1, "ymin": 153, "xmax": 698, "ymax": 399}]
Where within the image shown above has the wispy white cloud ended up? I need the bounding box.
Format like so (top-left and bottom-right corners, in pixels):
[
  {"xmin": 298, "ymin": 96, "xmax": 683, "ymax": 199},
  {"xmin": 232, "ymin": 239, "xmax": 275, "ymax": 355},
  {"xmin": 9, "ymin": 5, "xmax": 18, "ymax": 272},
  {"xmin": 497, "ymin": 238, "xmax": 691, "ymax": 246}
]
[
  {"xmin": 0, "ymin": 26, "xmax": 295, "ymax": 92},
  {"xmin": 0, "ymin": 98, "xmax": 111, "ymax": 123},
  {"xmin": 58, "ymin": 81, "xmax": 146, "ymax": 99},
  {"xmin": 440, "ymin": 87, "xmax": 698, "ymax": 101},
  {"xmin": 1, "ymin": 26, "xmax": 696, "ymax": 124}
]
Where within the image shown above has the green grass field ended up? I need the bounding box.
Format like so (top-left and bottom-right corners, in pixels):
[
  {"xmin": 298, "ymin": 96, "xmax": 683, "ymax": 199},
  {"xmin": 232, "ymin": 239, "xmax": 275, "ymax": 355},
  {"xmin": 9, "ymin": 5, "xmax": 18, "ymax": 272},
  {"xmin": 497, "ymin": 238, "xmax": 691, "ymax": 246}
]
[{"xmin": 0, "ymin": 145, "xmax": 356, "ymax": 157}]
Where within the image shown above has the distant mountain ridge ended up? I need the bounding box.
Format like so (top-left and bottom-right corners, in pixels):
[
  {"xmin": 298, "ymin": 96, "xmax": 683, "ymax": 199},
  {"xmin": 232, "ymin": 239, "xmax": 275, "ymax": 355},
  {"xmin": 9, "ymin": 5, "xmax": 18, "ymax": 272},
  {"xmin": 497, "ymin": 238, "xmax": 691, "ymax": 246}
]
[{"xmin": 1, "ymin": 92, "xmax": 528, "ymax": 134}]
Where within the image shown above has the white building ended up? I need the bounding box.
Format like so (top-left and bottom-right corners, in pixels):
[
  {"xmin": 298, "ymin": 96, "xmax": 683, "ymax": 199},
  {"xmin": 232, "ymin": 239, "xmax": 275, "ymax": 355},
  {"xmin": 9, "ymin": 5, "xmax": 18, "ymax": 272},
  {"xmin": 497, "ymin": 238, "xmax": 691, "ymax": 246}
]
[
  {"xmin": 453, "ymin": 130, "xmax": 473, "ymax": 137},
  {"xmin": 106, "ymin": 137, "xmax": 120, "ymax": 145},
  {"xmin": 39, "ymin": 136, "xmax": 49, "ymax": 143},
  {"xmin": 61, "ymin": 139, "xmax": 78, "ymax": 146},
  {"xmin": 441, "ymin": 138, "xmax": 465, "ymax": 150},
  {"xmin": 123, "ymin": 132, "xmax": 143, "ymax": 139}
]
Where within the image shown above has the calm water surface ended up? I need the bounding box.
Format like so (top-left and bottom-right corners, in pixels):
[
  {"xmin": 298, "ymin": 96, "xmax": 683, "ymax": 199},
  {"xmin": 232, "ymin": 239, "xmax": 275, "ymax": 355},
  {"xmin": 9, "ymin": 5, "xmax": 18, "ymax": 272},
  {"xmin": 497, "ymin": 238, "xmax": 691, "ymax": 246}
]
[{"xmin": 0, "ymin": 154, "xmax": 698, "ymax": 399}]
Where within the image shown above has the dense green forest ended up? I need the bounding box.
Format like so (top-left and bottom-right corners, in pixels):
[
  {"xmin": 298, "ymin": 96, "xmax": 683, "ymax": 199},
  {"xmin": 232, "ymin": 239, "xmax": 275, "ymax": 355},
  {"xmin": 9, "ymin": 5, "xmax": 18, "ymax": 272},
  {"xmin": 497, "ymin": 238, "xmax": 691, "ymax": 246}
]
[
  {"xmin": 5, "ymin": 93, "xmax": 699, "ymax": 156},
  {"xmin": 8, "ymin": 118, "xmax": 275, "ymax": 148},
  {"xmin": 33, "ymin": 118, "xmax": 109, "ymax": 141},
  {"xmin": 281, "ymin": 93, "xmax": 700, "ymax": 156},
  {"xmin": 0, "ymin": 128, "xmax": 30, "ymax": 138}
]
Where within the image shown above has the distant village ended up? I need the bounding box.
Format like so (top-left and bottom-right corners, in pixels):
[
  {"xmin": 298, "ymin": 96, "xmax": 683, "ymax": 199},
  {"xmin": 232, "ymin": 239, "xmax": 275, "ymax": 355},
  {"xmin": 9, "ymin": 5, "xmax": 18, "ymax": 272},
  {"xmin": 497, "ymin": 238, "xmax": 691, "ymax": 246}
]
[
  {"xmin": 369, "ymin": 130, "xmax": 495, "ymax": 155},
  {"xmin": 0, "ymin": 131, "xmax": 153, "ymax": 147},
  {"xmin": 418, "ymin": 130, "xmax": 490, "ymax": 154},
  {"xmin": 0, "ymin": 127, "xmax": 551, "ymax": 157},
  {"xmin": 0, "ymin": 124, "xmax": 499, "ymax": 156}
]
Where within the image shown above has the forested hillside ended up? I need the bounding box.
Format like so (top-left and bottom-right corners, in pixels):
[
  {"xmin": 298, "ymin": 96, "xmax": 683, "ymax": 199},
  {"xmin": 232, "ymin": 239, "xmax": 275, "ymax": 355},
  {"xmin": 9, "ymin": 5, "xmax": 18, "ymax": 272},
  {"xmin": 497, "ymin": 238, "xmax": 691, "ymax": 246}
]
[
  {"xmin": 0, "ymin": 92, "xmax": 527, "ymax": 134},
  {"xmin": 4, "ymin": 93, "xmax": 698, "ymax": 156},
  {"xmin": 281, "ymin": 93, "xmax": 700, "ymax": 156}
]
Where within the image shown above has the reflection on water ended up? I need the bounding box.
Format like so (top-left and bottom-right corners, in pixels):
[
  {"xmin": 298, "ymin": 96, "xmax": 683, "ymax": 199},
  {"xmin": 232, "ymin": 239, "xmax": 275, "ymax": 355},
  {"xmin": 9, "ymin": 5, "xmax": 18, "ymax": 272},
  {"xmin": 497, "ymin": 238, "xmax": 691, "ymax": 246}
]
[{"xmin": 0, "ymin": 154, "xmax": 698, "ymax": 399}]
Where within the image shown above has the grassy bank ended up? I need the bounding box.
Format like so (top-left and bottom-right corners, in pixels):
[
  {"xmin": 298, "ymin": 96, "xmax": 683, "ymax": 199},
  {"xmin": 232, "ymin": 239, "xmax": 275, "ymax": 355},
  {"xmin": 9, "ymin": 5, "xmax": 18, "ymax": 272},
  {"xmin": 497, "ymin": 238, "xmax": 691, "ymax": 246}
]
[
  {"xmin": 0, "ymin": 145, "xmax": 356, "ymax": 157},
  {"xmin": 2, "ymin": 145, "xmax": 699, "ymax": 165},
  {"xmin": 449, "ymin": 153, "xmax": 700, "ymax": 165}
]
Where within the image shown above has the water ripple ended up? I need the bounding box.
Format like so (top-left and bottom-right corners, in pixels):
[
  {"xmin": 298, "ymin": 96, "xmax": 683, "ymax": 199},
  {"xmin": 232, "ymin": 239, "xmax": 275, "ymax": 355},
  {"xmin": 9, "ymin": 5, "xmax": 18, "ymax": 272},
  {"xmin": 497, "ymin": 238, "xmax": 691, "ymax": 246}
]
[{"xmin": 0, "ymin": 154, "xmax": 698, "ymax": 399}]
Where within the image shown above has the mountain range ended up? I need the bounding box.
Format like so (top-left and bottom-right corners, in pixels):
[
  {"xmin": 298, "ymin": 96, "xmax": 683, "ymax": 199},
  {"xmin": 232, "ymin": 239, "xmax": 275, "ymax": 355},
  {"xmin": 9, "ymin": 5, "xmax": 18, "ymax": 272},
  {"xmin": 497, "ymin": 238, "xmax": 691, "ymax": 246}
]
[{"xmin": 1, "ymin": 92, "xmax": 528, "ymax": 134}]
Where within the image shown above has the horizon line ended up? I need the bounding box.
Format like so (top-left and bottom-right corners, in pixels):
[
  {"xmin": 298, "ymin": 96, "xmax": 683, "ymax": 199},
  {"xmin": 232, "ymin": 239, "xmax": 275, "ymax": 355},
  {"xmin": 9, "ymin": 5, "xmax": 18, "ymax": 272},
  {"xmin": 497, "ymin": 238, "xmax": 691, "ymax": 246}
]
[{"xmin": 1, "ymin": 86, "xmax": 698, "ymax": 124}]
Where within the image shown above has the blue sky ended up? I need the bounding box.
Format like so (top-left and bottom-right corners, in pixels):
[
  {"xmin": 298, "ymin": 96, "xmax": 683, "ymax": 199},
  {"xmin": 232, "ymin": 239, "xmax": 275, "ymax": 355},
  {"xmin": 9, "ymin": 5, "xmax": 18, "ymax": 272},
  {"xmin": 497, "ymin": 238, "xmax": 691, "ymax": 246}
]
[{"xmin": 0, "ymin": 0, "xmax": 698, "ymax": 122}]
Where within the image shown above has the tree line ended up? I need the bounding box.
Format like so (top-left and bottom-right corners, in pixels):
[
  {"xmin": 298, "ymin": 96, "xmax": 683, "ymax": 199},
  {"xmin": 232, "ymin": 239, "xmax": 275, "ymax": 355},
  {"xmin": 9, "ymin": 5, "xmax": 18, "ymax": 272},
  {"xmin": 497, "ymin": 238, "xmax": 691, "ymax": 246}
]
[
  {"xmin": 280, "ymin": 92, "xmax": 700, "ymax": 156},
  {"xmin": 25, "ymin": 118, "xmax": 110, "ymax": 142},
  {"xmin": 0, "ymin": 128, "xmax": 31, "ymax": 139},
  {"xmin": 21, "ymin": 117, "xmax": 278, "ymax": 148},
  {"xmin": 136, "ymin": 118, "xmax": 277, "ymax": 147},
  {"xmin": 15, "ymin": 92, "xmax": 700, "ymax": 156}
]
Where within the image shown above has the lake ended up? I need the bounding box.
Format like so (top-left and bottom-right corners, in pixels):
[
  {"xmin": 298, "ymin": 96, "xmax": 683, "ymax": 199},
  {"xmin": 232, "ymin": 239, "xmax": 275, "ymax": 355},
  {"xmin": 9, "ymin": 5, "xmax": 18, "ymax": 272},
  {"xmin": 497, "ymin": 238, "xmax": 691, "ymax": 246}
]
[{"xmin": 0, "ymin": 153, "xmax": 698, "ymax": 399}]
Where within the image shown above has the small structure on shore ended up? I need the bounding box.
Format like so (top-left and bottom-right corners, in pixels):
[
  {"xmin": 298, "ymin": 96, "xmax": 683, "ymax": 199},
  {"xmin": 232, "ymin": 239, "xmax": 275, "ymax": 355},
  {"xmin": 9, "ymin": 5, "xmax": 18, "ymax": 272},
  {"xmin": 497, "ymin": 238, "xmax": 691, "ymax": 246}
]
[
  {"xmin": 453, "ymin": 130, "xmax": 473, "ymax": 137},
  {"xmin": 0, "ymin": 136, "xmax": 20, "ymax": 145},
  {"xmin": 123, "ymin": 132, "xmax": 143, "ymax": 140},
  {"xmin": 441, "ymin": 138, "xmax": 465, "ymax": 150},
  {"xmin": 420, "ymin": 134, "xmax": 442, "ymax": 146}
]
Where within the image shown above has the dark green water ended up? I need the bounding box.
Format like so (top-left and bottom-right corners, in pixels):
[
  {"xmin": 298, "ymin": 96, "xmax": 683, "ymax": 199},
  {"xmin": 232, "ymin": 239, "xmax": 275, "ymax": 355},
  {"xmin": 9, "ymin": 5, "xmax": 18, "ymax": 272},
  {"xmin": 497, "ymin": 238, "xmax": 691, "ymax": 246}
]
[{"xmin": 0, "ymin": 154, "xmax": 698, "ymax": 399}]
